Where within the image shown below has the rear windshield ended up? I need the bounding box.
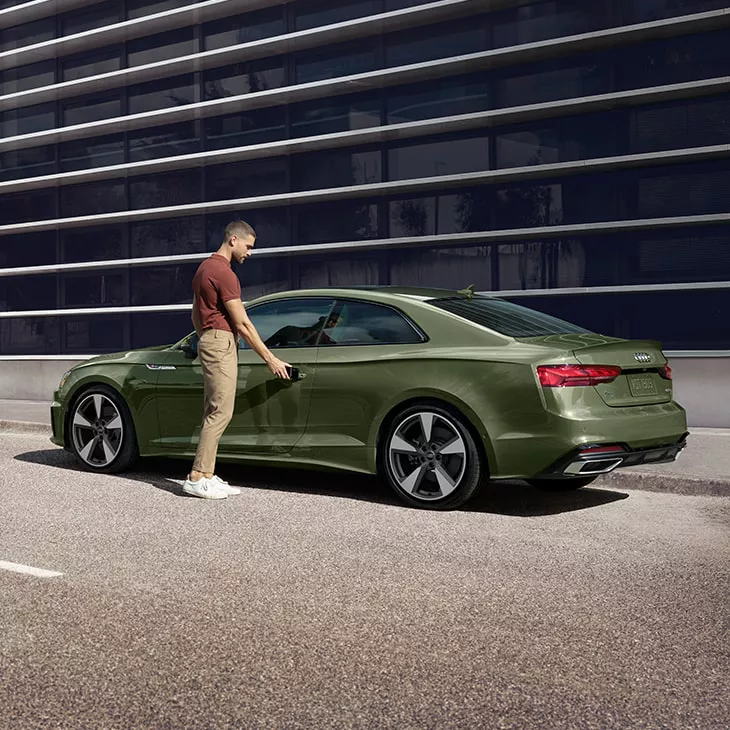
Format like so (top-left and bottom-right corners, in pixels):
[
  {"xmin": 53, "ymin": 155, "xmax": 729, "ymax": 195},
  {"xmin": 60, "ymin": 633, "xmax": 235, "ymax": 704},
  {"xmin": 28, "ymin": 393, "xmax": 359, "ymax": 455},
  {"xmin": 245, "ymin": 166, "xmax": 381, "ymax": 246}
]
[{"xmin": 427, "ymin": 296, "xmax": 593, "ymax": 337}]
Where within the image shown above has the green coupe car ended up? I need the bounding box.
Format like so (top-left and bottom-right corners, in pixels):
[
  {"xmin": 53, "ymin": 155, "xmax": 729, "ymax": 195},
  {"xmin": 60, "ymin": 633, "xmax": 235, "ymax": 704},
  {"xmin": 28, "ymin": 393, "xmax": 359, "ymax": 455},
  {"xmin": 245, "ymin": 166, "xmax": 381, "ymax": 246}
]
[{"xmin": 51, "ymin": 286, "xmax": 688, "ymax": 509}]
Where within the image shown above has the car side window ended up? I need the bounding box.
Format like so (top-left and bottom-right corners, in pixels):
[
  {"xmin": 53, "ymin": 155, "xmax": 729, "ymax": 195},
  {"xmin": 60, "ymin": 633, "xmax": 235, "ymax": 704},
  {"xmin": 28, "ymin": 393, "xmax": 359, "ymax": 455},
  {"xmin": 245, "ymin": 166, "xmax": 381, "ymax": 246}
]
[
  {"xmin": 241, "ymin": 298, "xmax": 337, "ymax": 349},
  {"xmin": 321, "ymin": 300, "xmax": 425, "ymax": 346}
]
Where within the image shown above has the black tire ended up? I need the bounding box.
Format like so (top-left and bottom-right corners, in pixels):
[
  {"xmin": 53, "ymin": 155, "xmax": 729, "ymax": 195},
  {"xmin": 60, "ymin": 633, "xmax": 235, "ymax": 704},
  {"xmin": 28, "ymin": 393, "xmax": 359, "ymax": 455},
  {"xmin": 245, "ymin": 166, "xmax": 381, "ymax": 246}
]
[
  {"xmin": 379, "ymin": 402, "xmax": 486, "ymax": 510},
  {"xmin": 526, "ymin": 476, "xmax": 598, "ymax": 491},
  {"xmin": 68, "ymin": 384, "xmax": 139, "ymax": 474}
]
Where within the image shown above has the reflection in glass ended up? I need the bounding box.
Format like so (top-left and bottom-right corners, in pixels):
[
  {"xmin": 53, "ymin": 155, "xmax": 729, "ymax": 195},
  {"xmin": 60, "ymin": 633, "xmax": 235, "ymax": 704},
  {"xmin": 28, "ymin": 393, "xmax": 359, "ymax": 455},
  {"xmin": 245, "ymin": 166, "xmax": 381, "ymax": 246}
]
[
  {"xmin": 299, "ymin": 256, "xmax": 381, "ymax": 288},
  {"xmin": 299, "ymin": 201, "xmax": 379, "ymax": 244},
  {"xmin": 128, "ymin": 75, "xmax": 196, "ymax": 115},
  {"xmin": 59, "ymin": 135, "xmax": 124, "ymax": 172},
  {"xmin": 390, "ymin": 245, "xmax": 492, "ymax": 291},
  {"xmin": 60, "ymin": 181, "xmax": 125, "ymax": 217},
  {"xmin": 129, "ymin": 169, "xmax": 202, "ymax": 209},
  {"xmin": 292, "ymin": 149, "xmax": 381, "ymax": 191},
  {"xmin": 130, "ymin": 217, "xmax": 206, "ymax": 257},
  {"xmin": 0, "ymin": 275, "xmax": 56, "ymax": 311},
  {"xmin": 293, "ymin": 0, "xmax": 380, "ymax": 31},
  {"xmin": 203, "ymin": 60, "xmax": 285, "ymax": 100},
  {"xmin": 0, "ymin": 318, "xmax": 60, "ymax": 355},
  {"xmin": 62, "ymin": 47, "xmax": 122, "ymax": 82},
  {"xmin": 1, "ymin": 103, "xmax": 56, "ymax": 137},
  {"xmin": 205, "ymin": 159, "xmax": 287, "ymax": 200},
  {"xmin": 291, "ymin": 93, "xmax": 381, "ymax": 137},
  {"xmin": 385, "ymin": 20, "xmax": 486, "ymax": 67},
  {"xmin": 204, "ymin": 107, "xmax": 286, "ymax": 150},
  {"xmin": 62, "ymin": 93, "xmax": 121, "ymax": 126},
  {"xmin": 0, "ymin": 146, "xmax": 56, "ymax": 181},
  {"xmin": 1, "ymin": 61, "xmax": 55, "ymax": 95},
  {"xmin": 128, "ymin": 121, "xmax": 201, "ymax": 161},
  {"xmin": 62, "ymin": 227, "xmax": 127, "ymax": 263},
  {"xmin": 203, "ymin": 6, "xmax": 284, "ymax": 50},
  {"xmin": 295, "ymin": 39, "xmax": 377, "ymax": 84},
  {"xmin": 131, "ymin": 264, "xmax": 199, "ymax": 305},
  {"xmin": 388, "ymin": 135, "xmax": 488, "ymax": 180},
  {"xmin": 127, "ymin": 27, "xmax": 196, "ymax": 66},
  {"xmin": 63, "ymin": 273, "xmax": 125, "ymax": 307},
  {"xmin": 64, "ymin": 316, "xmax": 124, "ymax": 353}
]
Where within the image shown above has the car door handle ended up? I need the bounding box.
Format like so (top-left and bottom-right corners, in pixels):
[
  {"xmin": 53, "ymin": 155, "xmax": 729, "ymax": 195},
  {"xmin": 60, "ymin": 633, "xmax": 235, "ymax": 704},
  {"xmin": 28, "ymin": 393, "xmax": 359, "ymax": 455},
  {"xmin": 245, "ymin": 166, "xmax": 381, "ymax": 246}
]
[{"xmin": 286, "ymin": 366, "xmax": 306, "ymax": 381}]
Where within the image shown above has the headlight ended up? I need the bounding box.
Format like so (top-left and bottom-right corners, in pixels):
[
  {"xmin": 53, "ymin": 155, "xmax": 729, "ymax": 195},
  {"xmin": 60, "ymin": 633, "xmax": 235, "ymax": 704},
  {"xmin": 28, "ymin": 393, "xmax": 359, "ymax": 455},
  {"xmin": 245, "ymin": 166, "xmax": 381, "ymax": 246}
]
[{"xmin": 58, "ymin": 370, "xmax": 72, "ymax": 389}]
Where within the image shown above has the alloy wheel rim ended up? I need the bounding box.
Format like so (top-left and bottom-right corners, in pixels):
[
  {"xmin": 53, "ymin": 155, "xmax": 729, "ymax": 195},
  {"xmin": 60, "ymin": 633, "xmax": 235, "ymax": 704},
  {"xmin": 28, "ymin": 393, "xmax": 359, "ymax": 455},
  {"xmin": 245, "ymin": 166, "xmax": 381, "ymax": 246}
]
[
  {"xmin": 71, "ymin": 393, "xmax": 124, "ymax": 468},
  {"xmin": 388, "ymin": 411, "xmax": 467, "ymax": 501}
]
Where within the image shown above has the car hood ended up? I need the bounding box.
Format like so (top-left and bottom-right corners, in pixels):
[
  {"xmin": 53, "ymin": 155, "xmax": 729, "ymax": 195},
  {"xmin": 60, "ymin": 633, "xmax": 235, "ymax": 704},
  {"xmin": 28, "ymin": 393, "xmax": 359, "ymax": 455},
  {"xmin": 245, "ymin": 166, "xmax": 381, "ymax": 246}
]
[{"xmin": 73, "ymin": 345, "xmax": 171, "ymax": 369}]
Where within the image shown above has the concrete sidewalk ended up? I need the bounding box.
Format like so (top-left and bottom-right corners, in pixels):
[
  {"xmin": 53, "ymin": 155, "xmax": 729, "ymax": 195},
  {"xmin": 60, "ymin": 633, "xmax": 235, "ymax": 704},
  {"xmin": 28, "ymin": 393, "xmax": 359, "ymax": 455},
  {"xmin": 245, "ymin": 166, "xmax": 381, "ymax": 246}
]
[{"xmin": 1, "ymin": 399, "xmax": 728, "ymax": 496}]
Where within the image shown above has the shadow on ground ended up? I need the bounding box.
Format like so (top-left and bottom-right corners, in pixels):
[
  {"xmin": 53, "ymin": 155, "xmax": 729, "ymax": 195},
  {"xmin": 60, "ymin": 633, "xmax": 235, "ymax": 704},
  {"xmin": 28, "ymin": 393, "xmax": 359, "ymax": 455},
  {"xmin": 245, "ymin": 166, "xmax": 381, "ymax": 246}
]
[{"xmin": 15, "ymin": 447, "xmax": 629, "ymax": 517}]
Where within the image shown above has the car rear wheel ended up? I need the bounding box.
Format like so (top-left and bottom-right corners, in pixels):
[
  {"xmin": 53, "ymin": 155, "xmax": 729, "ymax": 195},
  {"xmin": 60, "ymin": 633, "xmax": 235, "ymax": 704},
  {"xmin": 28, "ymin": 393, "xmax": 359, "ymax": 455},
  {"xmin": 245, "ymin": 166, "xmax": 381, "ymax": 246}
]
[
  {"xmin": 526, "ymin": 476, "xmax": 598, "ymax": 491},
  {"xmin": 380, "ymin": 403, "xmax": 485, "ymax": 510},
  {"xmin": 69, "ymin": 385, "xmax": 138, "ymax": 473}
]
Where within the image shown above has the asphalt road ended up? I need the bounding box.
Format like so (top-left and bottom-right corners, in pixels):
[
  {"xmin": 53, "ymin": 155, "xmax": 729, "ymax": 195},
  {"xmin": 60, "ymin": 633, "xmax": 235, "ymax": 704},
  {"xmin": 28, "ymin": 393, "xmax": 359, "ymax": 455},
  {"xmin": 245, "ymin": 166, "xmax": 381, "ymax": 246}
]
[{"xmin": 1, "ymin": 433, "xmax": 728, "ymax": 730}]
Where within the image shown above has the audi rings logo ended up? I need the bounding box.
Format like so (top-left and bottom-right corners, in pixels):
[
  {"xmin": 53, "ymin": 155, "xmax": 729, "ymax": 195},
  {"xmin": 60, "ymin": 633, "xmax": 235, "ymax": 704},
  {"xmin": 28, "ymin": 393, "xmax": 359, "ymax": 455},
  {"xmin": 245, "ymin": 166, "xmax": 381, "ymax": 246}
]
[{"xmin": 634, "ymin": 352, "xmax": 652, "ymax": 363}]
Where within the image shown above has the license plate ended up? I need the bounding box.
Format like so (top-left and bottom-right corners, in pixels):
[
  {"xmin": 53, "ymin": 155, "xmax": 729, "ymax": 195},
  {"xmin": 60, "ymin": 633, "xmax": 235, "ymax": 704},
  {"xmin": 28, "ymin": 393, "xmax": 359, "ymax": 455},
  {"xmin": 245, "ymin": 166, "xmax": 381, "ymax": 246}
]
[{"xmin": 628, "ymin": 374, "xmax": 658, "ymax": 397}]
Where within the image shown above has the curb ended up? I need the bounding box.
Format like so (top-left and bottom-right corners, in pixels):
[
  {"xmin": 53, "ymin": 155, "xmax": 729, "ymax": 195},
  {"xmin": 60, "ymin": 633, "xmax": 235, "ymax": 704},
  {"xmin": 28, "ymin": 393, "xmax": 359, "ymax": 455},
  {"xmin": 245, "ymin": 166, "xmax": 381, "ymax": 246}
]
[
  {"xmin": 597, "ymin": 470, "xmax": 730, "ymax": 498},
  {"xmin": 0, "ymin": 420, "xmax": 52, "ymax": 436}
]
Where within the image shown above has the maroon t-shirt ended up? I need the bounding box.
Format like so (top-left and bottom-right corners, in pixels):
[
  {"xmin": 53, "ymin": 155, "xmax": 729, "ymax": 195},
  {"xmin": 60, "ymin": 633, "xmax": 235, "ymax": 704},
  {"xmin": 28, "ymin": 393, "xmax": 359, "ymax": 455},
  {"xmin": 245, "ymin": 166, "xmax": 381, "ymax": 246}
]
[{"xmin": 192, "ymin": 254, "xmax": 241, "ymax": 333}]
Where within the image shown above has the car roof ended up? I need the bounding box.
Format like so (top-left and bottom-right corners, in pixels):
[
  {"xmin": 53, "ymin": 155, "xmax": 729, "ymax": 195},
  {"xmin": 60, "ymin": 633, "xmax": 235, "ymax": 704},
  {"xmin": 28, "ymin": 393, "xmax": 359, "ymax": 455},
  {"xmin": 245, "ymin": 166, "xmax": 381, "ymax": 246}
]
[{"xmin": 250, "ymin": 285, "xmax": 475, "ymax": 303}]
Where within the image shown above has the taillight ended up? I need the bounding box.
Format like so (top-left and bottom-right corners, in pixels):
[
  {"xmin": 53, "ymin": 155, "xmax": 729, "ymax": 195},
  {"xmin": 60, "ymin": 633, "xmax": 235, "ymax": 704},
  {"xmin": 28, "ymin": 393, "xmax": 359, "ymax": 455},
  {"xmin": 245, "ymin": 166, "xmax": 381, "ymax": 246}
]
[
  {"xmin": 659, "ymin": 365, "xmax": 672, "ymax": 380},
  {"xmin": 537, "ymin": 364, "xmax": 621, "ymax": 387}
]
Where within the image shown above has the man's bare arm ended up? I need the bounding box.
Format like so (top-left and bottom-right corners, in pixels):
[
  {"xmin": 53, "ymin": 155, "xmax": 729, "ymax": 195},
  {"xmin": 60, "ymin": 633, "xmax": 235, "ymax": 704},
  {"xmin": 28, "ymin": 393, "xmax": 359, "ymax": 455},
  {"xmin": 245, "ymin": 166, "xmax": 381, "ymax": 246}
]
[
  {"xmin": 191, "ymin": 294, "xmax": 203, "ymax": 335},
  {"xmin": 224, "ymin": 298, "xmax": 290, "ymax": 379}
]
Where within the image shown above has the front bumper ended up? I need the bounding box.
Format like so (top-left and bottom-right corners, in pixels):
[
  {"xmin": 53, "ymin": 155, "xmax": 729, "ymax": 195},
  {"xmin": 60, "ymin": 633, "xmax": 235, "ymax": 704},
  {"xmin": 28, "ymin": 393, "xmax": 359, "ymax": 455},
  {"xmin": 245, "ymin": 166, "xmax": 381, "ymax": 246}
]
[{"xmin": 50, "ymin": 397, "xmax": 65, "ymax": 447}]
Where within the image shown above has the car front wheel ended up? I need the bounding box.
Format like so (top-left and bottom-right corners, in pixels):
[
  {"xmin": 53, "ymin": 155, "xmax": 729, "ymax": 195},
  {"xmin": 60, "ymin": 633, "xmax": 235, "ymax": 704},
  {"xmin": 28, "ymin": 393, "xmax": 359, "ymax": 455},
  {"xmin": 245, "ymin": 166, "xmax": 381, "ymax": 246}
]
[
  {"xmin": 380, "ymin": 403, "xmax": 486, "ymax": 510},
  {"xmin": 69, "ymin": 385, "xmax": 138, "ymax": 473}
]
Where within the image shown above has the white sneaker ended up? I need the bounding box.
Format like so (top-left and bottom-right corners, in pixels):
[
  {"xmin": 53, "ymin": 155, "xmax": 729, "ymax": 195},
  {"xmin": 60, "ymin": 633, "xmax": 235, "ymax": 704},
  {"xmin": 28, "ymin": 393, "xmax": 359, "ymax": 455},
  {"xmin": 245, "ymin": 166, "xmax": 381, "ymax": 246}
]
[
  {"xmin": 210, "ymin": 475, "xmax": 241, "ymax": 496},
  {"xmin": 182, "ymin": 476, "xmax": 228, "ymax": 500}
]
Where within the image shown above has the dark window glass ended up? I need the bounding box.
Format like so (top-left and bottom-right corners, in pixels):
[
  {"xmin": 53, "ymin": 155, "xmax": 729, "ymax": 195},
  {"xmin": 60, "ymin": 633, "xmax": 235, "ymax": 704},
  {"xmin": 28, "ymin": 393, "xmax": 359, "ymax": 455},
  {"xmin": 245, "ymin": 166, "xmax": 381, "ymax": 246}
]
[
  {"xmin": 0, "ymin": 317, "xmax": 60, "ymax": 355},
  {"xmin": 127, "ymin": 27, "xmax": 196, "ymax": 66},
  {"xmin": 60, "ymin": 180, "xmax": 125, "ymax": 217},
  {"xmin": 295, "ymin": 39, "xmax": 378, "ymax": 84},
  {"xmin": 203, "ymin": 59, "xmax": 285, "ymax": 100},
  {"xmin": 61, "ymin": 46, "xmax": 122, "ymax": 82},
  {"xmin": 129, "ymin": 121, "xmax": 201, "ymax": 161},
  {"xmin": 387, "ymin": 73, "xmax": 490, "ymax": 124},
  {"xmin": 292, "ymin": 148, "xmax": 381, "ymax": 192},
  {"xmin": 203, "ymin": 6, "xmax": 285, "ymax": 50},
  {"xmin": 126, "ymin": 0, "xmax": 193, "ymax": 19},
  {"xmin": 1, "ymin": 103, "xmax": 55, "ymax": 137},
  {"xmin": 247, "ymin": 298, "xmax": 336, "ymax": 349},
  {"xmin": 60, "ymin": 1, "xmax": 123, "ymax": 36},
  {"xmin": 59, "ymin": 134, "xmax": 125, "ymax": 172},
  {"xmin": 293, "ymin": 0, "xmax": 380, "ymax": 30},
  {"xmin": 0, "ymin": 274, "xmax": 56, "ymax": 311},
  {"xmin": 131, "ymin": 311, "xmax": 191, "ymax": 349},
  {"xmin": 62, "ymin": 92, "xmax": 121, "ymax": 126},
  {"xmin": 64, "ymin": 315, "xmax": 125, "ymax": 353},
  {"xmin": 623, "ymin": 0, "xmax": 728, "ymax": 24},
  {"xmin": 62, "ymin": 272, "xmax": 125, "ymax": 307},
  {"xmin": 0, "ymin": 190, "xmax": 56, "ymax": 225},
  {"xmin": 206, "ymin": 209, "xmax": 289, "ymax": 250},
  {"xmin": 388, "ymin": 134, "xmax": 489, "ymax": 180},
  {"xmin": 325, "ymin": 300, "xmax": 424, "ymax": 345},
  {"xmin": 131, "ymin": 263, "xmax": 198, "ymax": 305},
  {"xmin": 129, "ymin": 169, "xmax": 202, "ymax": 209},
  {"xmin": 385, "ymin": 0, "xmax": 434, "ymax": 8},
  {"xmin": 291, "ymin": 93, "xmax": 381, "ymax": 137},
  {"xmin": 0, "ymin": 233, "xmax": 57, "ymax": 267},
  {"xmin": 389, "ymin": 245, "xmax": 493, "ymax": 291},
  {"xmin": 298, "ymin": 253, "xmax": 383, "ymax": 288},
  {"xmin": 496, "ymin": 113, "xmax": 618, "ymax": 168},
  {"xmin": 0, "ymin": 145, "xmax": 56, "ymax": 181},
  {"xmin": 0, "ymin": 61, "xmax": 54, "ymax": 95},
  {"xmin": 205, "ymin": 159, "xmax": 287, "ymax": 200},
  {"xmin": 204, "ymin": 107, "xmax": 286, "ymax": 150},
  {"xmin": 130, "ymin": 216, "xmax": 205, "ymax": 257},
  {"xmin": 128, "ymin": 74, "xmax": 196, "ymax": 115},
  {"xmin": 385, "ymin": 18, "xmax": 487, "ymax": 67},
  {"xmin": 232, "ymin": 256, "xmax": 291, "ymax": 300},
  {"xmin": 0, "ymin": 18, "xmax": 54, "ymax": 52},
  {"xmin": 429, "ymin": 295, "xmax": 591, "ymax": 337},
  {"xmin": 62, "ymin": 226, "xmax": 127, "ymax": 263},
  {"xmin": 298, "ymin": 200, "xmax": 379, "ymax": 244}
]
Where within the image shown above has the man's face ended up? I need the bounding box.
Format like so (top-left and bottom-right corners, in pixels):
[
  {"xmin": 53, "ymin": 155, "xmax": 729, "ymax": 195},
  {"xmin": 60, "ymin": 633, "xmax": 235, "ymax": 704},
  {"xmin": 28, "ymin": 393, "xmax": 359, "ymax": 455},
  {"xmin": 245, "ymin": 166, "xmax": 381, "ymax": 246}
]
[{"xmin": 231, "ymin": 234, "xmax": 255, "ymax": 264}]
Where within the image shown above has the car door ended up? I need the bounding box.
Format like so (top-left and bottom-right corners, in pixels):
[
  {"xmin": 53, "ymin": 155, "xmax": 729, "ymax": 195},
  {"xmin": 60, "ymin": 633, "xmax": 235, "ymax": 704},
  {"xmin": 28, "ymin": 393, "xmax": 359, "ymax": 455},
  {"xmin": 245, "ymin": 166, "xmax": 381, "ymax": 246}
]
[{"xmin": 153, "ymin": 297, "xmax": 335, "ymax": 455}]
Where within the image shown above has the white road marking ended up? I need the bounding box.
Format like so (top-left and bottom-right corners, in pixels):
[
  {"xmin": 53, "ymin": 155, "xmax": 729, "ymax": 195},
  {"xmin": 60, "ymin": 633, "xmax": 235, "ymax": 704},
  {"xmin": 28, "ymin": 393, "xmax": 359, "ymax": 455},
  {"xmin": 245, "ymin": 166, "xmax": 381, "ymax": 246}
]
[{"xmin": 0, "ymin": 560, "xmax": 63, "ymax": 578}]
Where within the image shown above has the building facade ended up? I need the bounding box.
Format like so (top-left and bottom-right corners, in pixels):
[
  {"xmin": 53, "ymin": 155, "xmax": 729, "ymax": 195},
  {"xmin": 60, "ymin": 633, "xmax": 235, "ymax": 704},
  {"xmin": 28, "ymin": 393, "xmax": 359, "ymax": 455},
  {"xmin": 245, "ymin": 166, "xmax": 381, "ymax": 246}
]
[{"xmin": 0, "ymin": 0, "xmax": 728, "ymax": 423}]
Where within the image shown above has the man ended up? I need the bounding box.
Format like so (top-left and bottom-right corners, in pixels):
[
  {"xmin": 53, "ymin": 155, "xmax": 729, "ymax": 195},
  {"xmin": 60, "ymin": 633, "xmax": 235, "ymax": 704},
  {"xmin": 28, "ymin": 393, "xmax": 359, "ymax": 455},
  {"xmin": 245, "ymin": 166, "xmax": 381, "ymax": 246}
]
[{"xmin": 183, "ymin": 220, "xmax": 291, "ymax": 500}]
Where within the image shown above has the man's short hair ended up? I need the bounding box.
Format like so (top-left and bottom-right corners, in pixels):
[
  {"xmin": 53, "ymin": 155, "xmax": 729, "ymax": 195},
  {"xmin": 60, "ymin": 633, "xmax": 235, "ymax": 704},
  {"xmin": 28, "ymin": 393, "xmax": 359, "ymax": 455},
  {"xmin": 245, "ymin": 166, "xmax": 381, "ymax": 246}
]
[{"xmin": 223, "ymin": 220, "xmax": 256, "ymax": 242}]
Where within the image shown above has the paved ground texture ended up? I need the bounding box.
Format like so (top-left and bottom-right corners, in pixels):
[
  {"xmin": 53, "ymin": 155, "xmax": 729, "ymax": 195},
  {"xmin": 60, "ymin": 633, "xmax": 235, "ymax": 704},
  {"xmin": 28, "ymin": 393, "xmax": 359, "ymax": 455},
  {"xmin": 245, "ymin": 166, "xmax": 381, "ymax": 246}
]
[{"xmin": 1, "ymin": 432, "xmax": 728, "ymax": 730}]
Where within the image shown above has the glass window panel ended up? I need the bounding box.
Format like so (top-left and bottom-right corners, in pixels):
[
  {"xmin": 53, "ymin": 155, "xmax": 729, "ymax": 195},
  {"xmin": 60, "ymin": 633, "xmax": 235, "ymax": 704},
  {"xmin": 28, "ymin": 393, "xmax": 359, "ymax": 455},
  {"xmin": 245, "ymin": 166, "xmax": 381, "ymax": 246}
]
[
  {"xmin": 126, "ymin": 0, "xmax": 194, "ymax": 20},
  {"xmin": 388, "ymin": 135, "xmax": 489, "ymax": 180},
  {"xmin": 0, "ymin": 190, "xmax": 57, "ymax": 225},
  {"xmin": 293, "ymin": 0, "xmax": 380, "ymax": 31},
  {"xmin": 0, "ymin": 233, "xmax": 57, "ymax": 268},
  {"xmin": 62, "ymin": 93, "xmax": 121, "ymax": 126},
  {"xmin": 246, "ymin": 298, "xmax": 335, "ymax": 349},
  {"xmin": 322, "ymin": 300, "xmax": 423, "ymax": 346},
  {"xmin": 623, "ymin": 0, "xmax": 729, "ymax": 24},
  {"xmin": 131, "ymin": 263, "xmax": 198, "ymax": 305},
  {"xmin": 291, "ymin": 93, "xmax": 381, "ymax": 137},
  {"xmin": 61, "ymin": 46, "xmax": 122, "ymax": 82},
  {"xmin": 127, "ymin": 27, "xmax": 196, "ymax": 66},
  {"xmin": 385, "ymin": 19, "xmax": 487, "ymax": 67},
  {"xmin": 203, "ymin": 59, "xmax": 285, "ymax": 100},
  {"xmin": 206, "ymin": 209, "xmax": 289, "ymax": 250},
  {"xmin": 298, "ymin": 254, "xmax": 382, "ymax": 288},
  {"xmin": 59, "ymin": 134, "xmax": 125, "ymax": 172},
  {"xmin": 203, "ymin": 6, "xmax": 285, "ymax": 50},
  {"xmin": 498, "ymin": 240, "xmax": 587, "ymax": 290},
  {"xmin": 298, "ymin": 200, "xmax": 379, "ymax": 244},
  {"xmin": 0, "ymin": 145, "xmax": 56, "ymax": 181},
  {"xmin": 390, "ymin": 197, "xmax": 436, "ymax": 237},
  {"xmin": 496, "ymin": 184, "xmax": 564, "ymax": 229},
  {"xmin": 0, "ymin": 317, "xmax": 60, "ymax": 355},
  {"xmin": 385, "ymin": 0, "xmax": 435, "ymax": 8},
  {"xmin": 0, "ymin": 18, "xmax": 54, "ymax": 52},
  {"xmin": 205, "ymin": 159, "xmax": 287, "ymax": 200},
  {"xmin": 0, "ymin": 61, "xmax": 55, "ymax": 95},
  {"xmin": 64, "ymin": 315, "xmax": 125, "ymax": 353},
  {"xmin": 131, "ymin": 311, "xmax": 192, "ymax": 349},
  {"xmin": 204, "ymin": 107, "xmax": 286, "ymax": 150},
  {"xmin": 0, "ymin": 103, "xmax": 56, "ymax": 137},
  {"xmin": 128, "ymin": 121, "xmax": 201, "ymax": 162},
  {"xmin": 60, "ymin": 180, "xmax": 125, "ymax": 217},
  {"xmin": 62, "ymin": 272, "xmax": 125, "ymax": 307},
  {"xmin": 390, "ymin": 189, "xmax": 490, "ymax": 238},
  {"xmin": 295, "ymin": 39, "xmax": 378, "ymax": 85},
  {"xmin": 0, "ymin": 274, "xmax": 56, "ymax": 311},
  {"xmin": 61, "ymin": 1, "xmax": 123, "ymax": 35},
  {"xmin": 292, "ymin": 149, "xmax": 381, "ymax": 191},
  {"xmin": 128, "ymin": 75, "xmax": 196, "ymax": 115},
  {"xmin": 62, "ymin": 226, "xmax": 127, "ymax": 263},
  {"xmin": 234, "ymin": 257, "xmax": 291, "ymax": 300},
  {"xmin": 129, "ymin": 169, "xmax": 202, "ymax": 209},
  {"xmin": 387, "ymin": 73, "xmax": 490, "ymax": 124},
  {"xmin": 130, "ymin": 216, "xmax": 205, "ymax": 257},
  {"xmin": 390, "ymin": 244, "xmax": 493, "ymax": 291}
]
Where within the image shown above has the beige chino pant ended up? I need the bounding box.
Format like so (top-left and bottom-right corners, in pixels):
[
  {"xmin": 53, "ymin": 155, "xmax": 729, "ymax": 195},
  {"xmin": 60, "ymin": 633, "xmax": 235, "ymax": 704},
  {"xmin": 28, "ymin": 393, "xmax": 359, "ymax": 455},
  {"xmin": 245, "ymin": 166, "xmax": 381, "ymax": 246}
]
[{"xmin": 192, "ymin": 328, "xmax": 238, "ymax": 474}]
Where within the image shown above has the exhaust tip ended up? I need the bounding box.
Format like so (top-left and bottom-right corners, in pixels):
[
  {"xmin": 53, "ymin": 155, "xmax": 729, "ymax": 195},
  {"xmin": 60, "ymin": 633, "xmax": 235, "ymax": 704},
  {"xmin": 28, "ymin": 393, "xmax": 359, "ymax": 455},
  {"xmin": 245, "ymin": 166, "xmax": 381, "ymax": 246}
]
[{"xmin": 564, "ymin": 457, "xmax": 624, "ymax": 475}]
